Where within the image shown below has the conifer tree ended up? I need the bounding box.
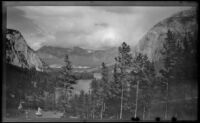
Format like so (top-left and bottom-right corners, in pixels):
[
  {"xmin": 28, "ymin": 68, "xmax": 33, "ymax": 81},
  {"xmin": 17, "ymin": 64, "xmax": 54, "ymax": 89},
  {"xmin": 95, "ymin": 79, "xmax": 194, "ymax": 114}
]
[
  {"xmin": 159, "ymin": 30, "xmax": 177, "ymax": 119},
  {"xmin": 115, "ymin": 42, "xmax": 133, "ymax": 119},
  {"xmin": 130, "ymin": 52, "xmax": 156, "ymax": 119},
  {"xmin": 57, "ymin": 54, "xmax": 76, "ymax": 112},
  {"xmin": 99, "ymin": 62, "xmax": 109, "ymax": 119}
]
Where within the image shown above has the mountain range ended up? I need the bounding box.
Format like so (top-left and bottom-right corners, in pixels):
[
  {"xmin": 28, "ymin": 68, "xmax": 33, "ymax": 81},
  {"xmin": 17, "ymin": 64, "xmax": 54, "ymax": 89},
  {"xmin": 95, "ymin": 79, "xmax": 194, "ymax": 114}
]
[
  {"xmin": 5, "ymin": 8, "xmax": 197, "ymax": 74},
  {"xmin": 36, "ymin": 46, "xmax": 118, "ymax": 68}
]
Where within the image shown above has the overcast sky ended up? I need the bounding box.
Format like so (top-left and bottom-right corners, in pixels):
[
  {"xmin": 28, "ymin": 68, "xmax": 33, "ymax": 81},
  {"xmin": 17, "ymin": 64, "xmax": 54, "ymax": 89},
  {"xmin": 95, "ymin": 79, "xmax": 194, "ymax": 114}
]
[{"xmin": 7, "ymin": 6, "xmax": 192, "ymax": 50}]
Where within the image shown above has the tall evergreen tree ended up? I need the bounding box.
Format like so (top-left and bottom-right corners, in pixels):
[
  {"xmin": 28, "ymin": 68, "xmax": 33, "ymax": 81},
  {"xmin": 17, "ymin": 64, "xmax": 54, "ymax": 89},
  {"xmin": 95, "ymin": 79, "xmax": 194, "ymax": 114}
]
[
  {"xmin": 115, "ymin": 42, "xmax": 133, "ymax": 119},
  {"xmin": 59, "ymin": 55, "xmax": 76, "ymax": 88},
  {"xmin": 99, "ymin": 62, "xmax": 109, "ymax": 119},
  {"xmin": 159, "ymin": 30, "xmax": 177, "ymax": 119},
  {"xmin": 130, "ymin": 53, "xmax": 156, "ymax": 119},
  {"xmin": 90, "ymin": 79, "xmax": 103, "ymax": 119},
  {"xmin": 176, "ymin": 29, "xmax": 197, "ymax": 81},
  {"xmin": 57, "ymin": 54, "xmax": 76, "ymax": 111}
]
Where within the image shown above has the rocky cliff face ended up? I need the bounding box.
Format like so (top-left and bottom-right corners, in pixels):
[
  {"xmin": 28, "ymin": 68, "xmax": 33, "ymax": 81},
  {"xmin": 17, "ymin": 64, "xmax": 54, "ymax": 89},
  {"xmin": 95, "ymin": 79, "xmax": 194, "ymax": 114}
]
[
  {"xmin": 136, "ymin": 8, "xmax": 197, "ymax": 62},
  {"xmin": 5, "ymin": 29, "xmax": 48, "ymax": 71},
  {"xmin": 135, "ymin": 8, "xmax": 197, "ymax": 73}
]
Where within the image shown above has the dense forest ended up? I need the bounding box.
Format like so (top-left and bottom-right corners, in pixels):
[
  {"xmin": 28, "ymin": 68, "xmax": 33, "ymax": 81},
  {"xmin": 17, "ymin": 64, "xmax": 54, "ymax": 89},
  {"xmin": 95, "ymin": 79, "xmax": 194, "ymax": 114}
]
[{"xmin": 5, "ymin": 29, "xmax": 198, "ymax": 120}]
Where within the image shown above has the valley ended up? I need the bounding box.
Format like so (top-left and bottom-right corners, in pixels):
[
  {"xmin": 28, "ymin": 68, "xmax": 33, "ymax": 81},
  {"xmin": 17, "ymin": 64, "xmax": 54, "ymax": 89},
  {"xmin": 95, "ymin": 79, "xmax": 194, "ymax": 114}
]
[{"xmin": 4, "ymin": 5, "xmax": 198, "ymax": 121}]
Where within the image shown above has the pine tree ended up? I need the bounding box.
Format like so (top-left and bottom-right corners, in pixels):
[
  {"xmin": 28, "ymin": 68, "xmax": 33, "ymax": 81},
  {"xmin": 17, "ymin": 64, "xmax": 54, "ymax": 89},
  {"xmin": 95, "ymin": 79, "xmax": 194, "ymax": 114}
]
[
  {"xmin": 105, "ymin": 63, "xmax": 121, "ymax": 119},
  {"xmin": 90, "ymin": 79, "xmax": 97, "ymax": 119},
  {"xmin": 90, "ymin": 79, "xmax": 103, "ymax": 119},
  {"xmin": 159, "ymin": 30, "xmax": 177, "ymax": 120},
  {"xmin": 57, "ymin": 54, "xmax": 77, "ymax": 112},
  {"xmin": 130, "ymin": 53, "xmax": 156, "ymax": 119},
  {"xmin": 111, "ymin": 64, "xmax": 121, "ymax": 98},
  {"xmin": 115, "ymin": 42, "xmax": 133, "ymax": 119},
  {"xmin": 60, "ymin": 55, "xmax": 76, "ymax": 88},
  {"xmin": 177, "ymin": 29, "xmax": 197, "ymax": 80},
  {"xmin": 99, "ymin": 62, "xmax": 109, "ymax": 119},
  {"xmin": 79, "ymin": 90, "xmax": 86, "ymax": 119}
]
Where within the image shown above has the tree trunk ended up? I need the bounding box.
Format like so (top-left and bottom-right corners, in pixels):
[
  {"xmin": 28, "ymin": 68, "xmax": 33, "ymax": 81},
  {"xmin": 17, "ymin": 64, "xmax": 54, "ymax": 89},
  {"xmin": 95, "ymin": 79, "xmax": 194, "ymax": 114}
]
[
  {"xmin": 134, "ymin": 81, "xmax": 139, "ymax": 118},
  {"xmin": 103, "ymin": 102, "xmax": 105, "ymax": 112},
  {"xmin": 143, "ymin": 106, "xmax": 146, "ymax": 120},
  {"xmin": 164, "ymin": 104, "xmax": 168, "ymax": 120},
  {"xmin": 164, "ymin": 83, "xmax": 168, "ymax": 120},
  {"xmin": 100, "ymin": 100, "xmax": 104, "ymax": 119},
  {"xmin": 92, "ymin": 110, "xmax": 95, "ymax": 119},
  {"xmin": 120, "ymin": 85, "xmax": 124, "ymax": 119},
  {"xmin": 103, "ymin": 102, "xmax": 106, "ymax": 118},
  {"xmin": 54, "ymin": 88, "xmax": 56, "ymax": 110},
  {"xmin": 148, "ymin": 107, "xmax": 151, "ymax": 120},
  {"xmin": 92, "ymin": 105, "xmax": 95, "ymax": 119}
]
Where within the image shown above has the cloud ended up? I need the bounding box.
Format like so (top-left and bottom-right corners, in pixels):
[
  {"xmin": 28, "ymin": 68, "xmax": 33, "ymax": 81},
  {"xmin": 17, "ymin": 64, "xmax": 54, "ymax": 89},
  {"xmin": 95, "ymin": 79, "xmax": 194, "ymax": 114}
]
[
  {"xmin": 95, "ymin": 6, "xmax": 137, "ymax": 14},
  {"xmin": 7, "ymin": 6, "xmax": 192, "ymax": 50},
  {"xmin": 94, "ymin": 22, "xmax": 109, "ymax": 28}
]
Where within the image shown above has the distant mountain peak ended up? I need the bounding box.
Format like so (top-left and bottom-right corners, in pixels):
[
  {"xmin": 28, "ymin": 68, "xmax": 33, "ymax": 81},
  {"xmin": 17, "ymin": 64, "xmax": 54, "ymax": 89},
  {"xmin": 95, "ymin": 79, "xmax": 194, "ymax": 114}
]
[
  {"xmin": 73, "ymin": 46, "xmax": 83, "ymax": 49},
  {"xmin": 36, "ymin": 45, "xmax": 118, "ymax": 68}
]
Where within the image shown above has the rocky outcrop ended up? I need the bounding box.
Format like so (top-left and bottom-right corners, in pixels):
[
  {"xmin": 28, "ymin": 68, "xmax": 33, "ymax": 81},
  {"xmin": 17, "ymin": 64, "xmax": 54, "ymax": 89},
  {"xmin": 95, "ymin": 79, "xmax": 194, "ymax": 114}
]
[
  {"xmin": 136, "ymin": 8, "xmax": 197, "ymax": 62},
  {"xmin": 134, "ymin": 8, "xmax": 197, "ymax": 74},
  {"xmin": 5, "ymin": 29, "xmax": 48, "ymax": 71}
]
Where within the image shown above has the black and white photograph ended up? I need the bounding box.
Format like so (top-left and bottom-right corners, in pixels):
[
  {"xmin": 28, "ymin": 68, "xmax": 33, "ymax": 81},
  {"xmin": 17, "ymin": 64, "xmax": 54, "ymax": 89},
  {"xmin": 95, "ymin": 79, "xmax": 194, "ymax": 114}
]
[{"xmin": 2, "ymin": 1, "xmax": 198, "ymax": 122}]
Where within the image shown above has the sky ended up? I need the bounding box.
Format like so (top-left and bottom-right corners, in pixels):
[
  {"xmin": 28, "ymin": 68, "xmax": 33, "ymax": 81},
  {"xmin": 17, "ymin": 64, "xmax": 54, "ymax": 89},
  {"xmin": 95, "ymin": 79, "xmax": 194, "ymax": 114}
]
[{"xmin": 7, "ymin": 5, "xmax": 192, "ymax": 50}]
